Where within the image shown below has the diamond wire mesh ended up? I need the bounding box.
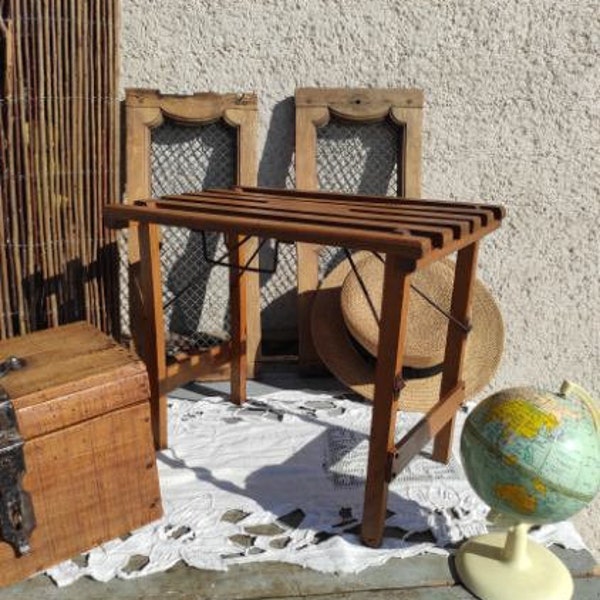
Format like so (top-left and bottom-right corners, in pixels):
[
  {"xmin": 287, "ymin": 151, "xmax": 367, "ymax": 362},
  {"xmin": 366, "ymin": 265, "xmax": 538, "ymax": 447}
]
[
  {"xmin": 118, "ymin": 230, "xmax": 130, "ymax": 339},
  {"xmin": 316, "ymin": 116, "xmax": 400, "ymax": 279},
  {"xmin": 150, "ymin": 118, "xmax": 236, "ymax": 355}
]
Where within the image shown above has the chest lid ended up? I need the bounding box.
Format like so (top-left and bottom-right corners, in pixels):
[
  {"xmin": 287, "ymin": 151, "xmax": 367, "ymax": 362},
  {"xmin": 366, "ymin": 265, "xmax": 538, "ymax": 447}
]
[{"xmin": 0, "ymin": 322, "xmax": 149, "ymax": 440}]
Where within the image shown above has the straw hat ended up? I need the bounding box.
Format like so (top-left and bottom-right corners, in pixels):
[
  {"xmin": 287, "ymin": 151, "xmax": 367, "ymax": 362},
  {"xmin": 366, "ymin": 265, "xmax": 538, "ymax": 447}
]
[
  {"xmin": 311, "ymin": 252, "xmax": 504, "ymax": 412},
  {"xmin": 342, "ymin": 257, "xmax": 454, "ymax": 368}
]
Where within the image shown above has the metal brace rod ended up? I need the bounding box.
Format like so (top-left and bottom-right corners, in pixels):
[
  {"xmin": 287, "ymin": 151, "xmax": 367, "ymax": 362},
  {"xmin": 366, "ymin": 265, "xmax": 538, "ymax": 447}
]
[
  {"xmin": 200, "ymin": 231, "xmax": 280, "ymax": 274},
  {"xmin": 370, "ymin": 251, "xmax": 472, "ymax": 333}
]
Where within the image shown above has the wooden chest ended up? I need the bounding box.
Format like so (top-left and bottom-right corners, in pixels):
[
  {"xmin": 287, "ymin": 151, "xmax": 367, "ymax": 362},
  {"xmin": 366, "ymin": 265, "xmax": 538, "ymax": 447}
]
[{"xmin": 0, "ymin": 322, "xmax": 162, "ymax": 587}]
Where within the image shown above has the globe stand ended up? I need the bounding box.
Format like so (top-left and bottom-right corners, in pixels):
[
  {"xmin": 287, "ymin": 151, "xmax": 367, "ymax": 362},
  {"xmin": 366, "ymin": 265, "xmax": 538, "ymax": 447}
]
[{"xmin": 456, "ymin": 523, "xmax": 573, "ymax": 600}]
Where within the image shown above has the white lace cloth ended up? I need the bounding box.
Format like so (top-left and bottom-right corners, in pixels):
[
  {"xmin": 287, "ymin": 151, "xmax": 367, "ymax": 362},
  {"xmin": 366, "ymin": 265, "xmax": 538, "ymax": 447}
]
[{"xmin": 48, "ymin": 389, "xmax": 587, "ymax": 586}]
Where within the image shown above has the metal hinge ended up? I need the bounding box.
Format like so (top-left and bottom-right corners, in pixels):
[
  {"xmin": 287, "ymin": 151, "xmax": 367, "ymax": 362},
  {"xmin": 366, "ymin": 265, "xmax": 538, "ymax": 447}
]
[{"xmin": 0, "ymin": 383, "xmax": 36, "ymax": 555}]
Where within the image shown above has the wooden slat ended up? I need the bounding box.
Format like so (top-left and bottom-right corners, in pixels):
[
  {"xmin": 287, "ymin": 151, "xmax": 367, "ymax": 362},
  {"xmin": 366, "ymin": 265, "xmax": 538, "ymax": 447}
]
[
  {"xmin": 0, "ymin": 5, "xmax": 12, "ymax": 337},
  {"xmin": 164, "ymin": 193, "xmax": 490, "ymax": 231},
  {"xmin": 138, "ymin": 221, "xmax": 168, "ymax": 449},
  {"xmin": 105, "ymin": 186, "xmax": 505, "ymax": 261},
  {"xmin": 127, "ymin": 189, "xmax": 503, "ymax": 249},
  {"xmin": 35, "ymin": 0, "xmax": 54, "ymax": 325},
  {"xmin": 37, "ymin": 0, "xmax": 58, "ymax": 326},
  {"xmin": 295, "ymin": 87, "xmax": 424, "ymax": 117},
  {"xmin": 224, "ymin": 101, "xmax": 261, "ymax": 374},
  {"xmin": 240, "ymin": 185, "xmax": 506, "ymax": 220},
  {"xmin": 46, "ymin": 0, "xmax": 64, "ymax": 321},
  {"xmin": 75, "ymin": 0, "xmax": 90, "ymax": 323},
  {"xmin": 106, "ymin": 0, "xmax": 120, "ymax": 335},
  {"xmin": 204, "ymin": 188, "xmax": 494, "ymax": 228},
  {"xmin": 83, "ymin": 0, "xmax": 97, "ymax": 327},
  {"xmin": 0, "ymin": 173, "xmax": 9, "ymax": 339},
  {"xmin": 2, "ymin": 6, "xmax": 26, "ymax": 334},
  {"xmin": 391, "ymin": 105, "xmax": 423, "ymax": 197},
  {"xmin": 227, "ymin": 233, "xmax": 248, "ymax": 405},
  {"xmin": 391, "ymin": 383, "xmax": 465, "ymax": 476},
  {"xmin": 163, "ymin": 344, "xmax": 232, "ymax": 393},
  {"xmin": 294, "ymin": 101, "xmax": 328, "ymax": 372},
  {"xmin": 105, "ymin": 203, "xmax": 432, "ymax": 258},
  {"xmin": 167, "ymin": 191, "xmax": 479, "ymax": 237},
  {"xmin": 16, "ymin": 0, "xmax": 36, "ymax": 329},
  {"xmin": 153, "ymin": 196, "xmax": 455, "ymax": 247}
]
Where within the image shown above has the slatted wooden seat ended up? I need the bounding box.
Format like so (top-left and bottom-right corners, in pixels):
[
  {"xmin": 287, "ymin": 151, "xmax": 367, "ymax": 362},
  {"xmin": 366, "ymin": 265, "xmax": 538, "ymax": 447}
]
[{"xmin": 104, "ymin": 186, "xmax": 504, "ymax": 548}]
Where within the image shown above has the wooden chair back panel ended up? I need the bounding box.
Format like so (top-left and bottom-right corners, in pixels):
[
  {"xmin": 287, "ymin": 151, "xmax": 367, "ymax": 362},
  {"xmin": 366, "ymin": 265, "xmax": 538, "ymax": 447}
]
[
  {"xmin": 123, "ymin": 89, "xmax": 260, "ymax": 447},
  {"xmin": 294, "ymin": 88, "xmax": 424, "ymax": 371}
]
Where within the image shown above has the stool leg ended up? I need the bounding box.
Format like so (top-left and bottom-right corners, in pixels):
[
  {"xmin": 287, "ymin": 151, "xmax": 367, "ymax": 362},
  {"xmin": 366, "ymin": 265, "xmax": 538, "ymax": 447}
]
[
  {"xmin": 138, "ymin": 221, "xmax": 168, "ymax": 450},
  {"xmin": 361, "ymin": 255, "xmax": 411, "ymax": 548},
  {"xmin": 433, "ymin": 241, "xmax": 479, "ymax": 463},
  {"xmin": 227, "ymin": 233, "xmax": 247, "ymax": 405}
]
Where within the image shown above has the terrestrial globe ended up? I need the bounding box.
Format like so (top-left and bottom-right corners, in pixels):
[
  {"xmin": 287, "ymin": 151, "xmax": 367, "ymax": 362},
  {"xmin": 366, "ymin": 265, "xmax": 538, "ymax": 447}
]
[{"xmin": 456, "ymin": 380, "xmax": 600, "ymax": 600}]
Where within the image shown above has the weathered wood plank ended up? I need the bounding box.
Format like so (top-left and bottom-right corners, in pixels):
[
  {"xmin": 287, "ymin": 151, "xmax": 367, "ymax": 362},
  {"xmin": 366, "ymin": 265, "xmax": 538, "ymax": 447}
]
[{"xmin": 0, "ymin": 552, "xmax": 595, "ymax": 600}]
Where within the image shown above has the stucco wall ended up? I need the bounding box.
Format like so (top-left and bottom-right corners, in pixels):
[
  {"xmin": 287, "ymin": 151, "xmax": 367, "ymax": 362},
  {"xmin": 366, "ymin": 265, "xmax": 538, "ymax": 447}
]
[{"xmin": 120, "ymin": 0, "xmax": 599, "ymax": 395}]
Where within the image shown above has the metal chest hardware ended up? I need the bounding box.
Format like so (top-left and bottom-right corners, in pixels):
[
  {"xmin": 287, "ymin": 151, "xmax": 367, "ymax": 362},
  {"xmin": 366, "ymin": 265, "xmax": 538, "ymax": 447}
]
[
  {"xmin": 0, "ymin": 356, "xmax": 26, "ymax": 379},
  {"xmin": 0, "ymin": 370, "xmax": 36, "ymax": 556}
]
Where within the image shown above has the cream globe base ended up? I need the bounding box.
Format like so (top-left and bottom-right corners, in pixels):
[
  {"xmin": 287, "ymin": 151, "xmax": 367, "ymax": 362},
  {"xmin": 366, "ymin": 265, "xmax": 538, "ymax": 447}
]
[{"xmin": 456, "ymin": 524, "xmax": 573, "ymax": 600}]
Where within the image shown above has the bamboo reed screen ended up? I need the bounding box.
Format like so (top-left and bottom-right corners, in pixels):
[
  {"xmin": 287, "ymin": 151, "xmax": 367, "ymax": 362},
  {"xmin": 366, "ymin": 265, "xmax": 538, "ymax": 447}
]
[{"xmin": 0, "ymin": 0, "xmax": 120, "ymax": 339}]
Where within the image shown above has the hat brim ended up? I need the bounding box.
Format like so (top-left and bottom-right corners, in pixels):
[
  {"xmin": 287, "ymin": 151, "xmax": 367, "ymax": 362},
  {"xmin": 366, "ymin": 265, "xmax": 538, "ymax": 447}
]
[{"xmin": 310, "ymin": 252, "xmax": 504, "ymax": 412}]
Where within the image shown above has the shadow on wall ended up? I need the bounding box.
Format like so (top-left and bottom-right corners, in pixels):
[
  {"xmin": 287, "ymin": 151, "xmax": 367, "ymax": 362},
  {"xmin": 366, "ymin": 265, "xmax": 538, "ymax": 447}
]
[{"xmin": 258, "ymin": 97, "xmax": 296, "ymax": 189}]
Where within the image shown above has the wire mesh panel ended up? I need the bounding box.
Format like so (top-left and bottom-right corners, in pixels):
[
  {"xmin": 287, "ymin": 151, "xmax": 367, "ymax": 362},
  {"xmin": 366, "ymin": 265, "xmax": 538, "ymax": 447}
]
[
  {"xmin": 150, "ymin": 118, "xmax": 237, "ymax": 355},
  {"xmin": 257, "ymin": 154, "xmax": 298, "ymax": 344},
  {"xmin": 317, "ymin": 117, "xmax": 400, "ymax": 195},
  {"xmin": 293, "ymin": 88, "xmax": 423, "ymax": 368},
  {"xmin": 316, "ymin": 116, "xmax": 401, "ymax": 279},
  {"xmin": 117, "ymin": 230, "xmax": 131, "ymax": 338}
]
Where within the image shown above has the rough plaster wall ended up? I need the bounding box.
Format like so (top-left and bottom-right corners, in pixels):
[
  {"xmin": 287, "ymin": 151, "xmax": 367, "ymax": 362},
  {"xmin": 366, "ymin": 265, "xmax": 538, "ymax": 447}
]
[{"xmin": 121, "ymin": 0, "xmax": 599, "ymax": 554}]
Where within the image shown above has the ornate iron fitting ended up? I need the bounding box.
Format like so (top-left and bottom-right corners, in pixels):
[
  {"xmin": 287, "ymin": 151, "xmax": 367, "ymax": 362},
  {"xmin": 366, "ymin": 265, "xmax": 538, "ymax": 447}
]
[
  {"xmin": 0, "ymin": 356, "xmax": 26, "ymax": 379},
  {"xmin": 0, "ymin": 385, "xmax": 36, "ymax": 556}
]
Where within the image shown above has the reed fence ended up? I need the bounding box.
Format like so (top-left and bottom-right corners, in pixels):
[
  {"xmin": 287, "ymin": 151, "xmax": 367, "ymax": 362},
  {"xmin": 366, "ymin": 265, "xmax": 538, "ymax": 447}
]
[{"xmin": 0, "ymin": 0, "xmax": 120, "ymax": 339}]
